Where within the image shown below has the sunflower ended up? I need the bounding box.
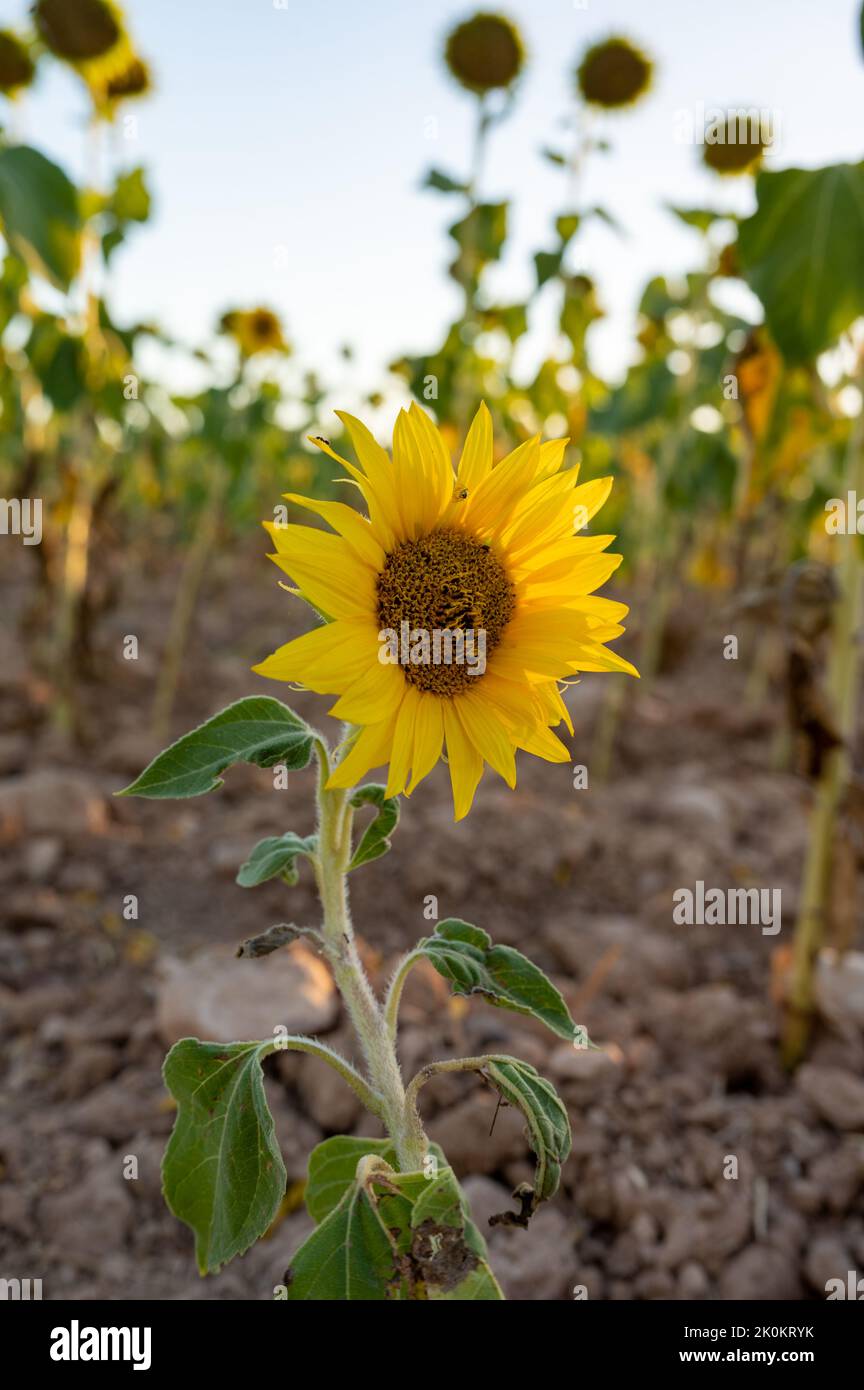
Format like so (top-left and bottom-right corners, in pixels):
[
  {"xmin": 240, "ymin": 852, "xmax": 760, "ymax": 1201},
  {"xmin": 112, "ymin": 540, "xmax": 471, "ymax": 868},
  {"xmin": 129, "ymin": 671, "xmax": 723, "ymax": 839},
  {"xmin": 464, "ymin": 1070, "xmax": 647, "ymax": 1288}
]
[
  {"xmin": 575, "ymin": 36, "xmax": 652, "ymax": 110},
  {"xmin": 702, "ymin": 115, "xmax": 766, "ymax": 176},
  {"xmin": 444, "ymin": 11, "xmax": 525, "ymax": 95},
  {"xmin": 0, "ymin": 31, "xmax": 35, "ymax": 95},
  {"xmin": 254, "ymin": 403, "xmax": 636, "ymax": 819},
  {"xmin": 33, "ymin": 0, "xmax": 134, "ymax": 98},
  {"xmin": 103, "ymin": 54, "xmax": 151, "ymax": 104},
  {"xmin": 219, "ymin": 307, "xmax": 288, "ymax": 357}
]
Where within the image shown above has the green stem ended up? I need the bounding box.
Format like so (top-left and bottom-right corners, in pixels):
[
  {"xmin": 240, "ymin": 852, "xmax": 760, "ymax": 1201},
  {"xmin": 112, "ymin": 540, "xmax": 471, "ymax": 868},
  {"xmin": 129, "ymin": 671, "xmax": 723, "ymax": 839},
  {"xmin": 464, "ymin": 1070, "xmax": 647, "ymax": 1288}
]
[
  {"xmin": 404, "ymin": 1055, "xmax": 498, "ymax": 1140},
  {"xmin": 384, "ymin": 947, "xmax": 426, "ymax": 1043},
  {"xmin": 270, "ymin": 1036, "xmax": 384, "ymax": 1116},
  {"xmin": 783, "ymin": 394, "xmax": 864, "ymax": 1065},
  {"xmin": 312, "ymin": 739, "xmax": 429, "ymax": 1171}
]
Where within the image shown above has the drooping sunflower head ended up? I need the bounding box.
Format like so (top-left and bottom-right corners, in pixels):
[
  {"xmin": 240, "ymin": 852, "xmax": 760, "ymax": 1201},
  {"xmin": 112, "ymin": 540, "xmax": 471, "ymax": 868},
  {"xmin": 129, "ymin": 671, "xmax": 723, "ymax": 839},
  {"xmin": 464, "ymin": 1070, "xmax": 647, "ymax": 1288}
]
[
  {"xmin": 33, "ymin": 0, "xmax": 136, "ymax": 102},
  {"xmin": 219, "ymin": 307, "xmax": 288, "ymax": 358},
  {"xmin": 0, "ymin": 31, "xmax": 35, "ymax": 95},
  {"xmin": 103, "ymin": 54, "xmax": 151, "ymax": 104},
  {"xmin": 444, "ymin": 11, "xmax": 525, "ymax": 95},
  {"xmin": 575, "ymin": 36, "xmax": 653, "ymax": 110},
  {"xmin": 702, "ymin": 115, "xmax": 766, "ymax": 176},
  {"xmin": 254, "ymin": 403, "xmax": 636, "ymax": 820}
]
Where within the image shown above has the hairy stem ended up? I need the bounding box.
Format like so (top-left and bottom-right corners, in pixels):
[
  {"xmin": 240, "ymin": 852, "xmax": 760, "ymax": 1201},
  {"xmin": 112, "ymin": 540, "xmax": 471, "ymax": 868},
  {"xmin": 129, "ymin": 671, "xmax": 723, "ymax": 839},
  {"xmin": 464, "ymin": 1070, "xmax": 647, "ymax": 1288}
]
[
  {"xmin": 312, "ymin": 738, "xmax": 428, "ymax": 1170},
  {"xmin": 383, "ymin": 947, "xmax": 426, "ymax": 1043},
  {"xmin": 269, "ymin": 1036, "xmax": 383, "ymax": 1116}
]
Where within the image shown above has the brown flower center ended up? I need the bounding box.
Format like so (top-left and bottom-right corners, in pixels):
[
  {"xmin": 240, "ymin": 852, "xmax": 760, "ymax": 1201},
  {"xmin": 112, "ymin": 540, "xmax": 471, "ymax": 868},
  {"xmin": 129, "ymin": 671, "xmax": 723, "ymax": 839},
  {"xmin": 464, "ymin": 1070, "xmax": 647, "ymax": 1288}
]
[{"xmin": 376, "ymin": 528, "xmax": 515, "ymax": 695}]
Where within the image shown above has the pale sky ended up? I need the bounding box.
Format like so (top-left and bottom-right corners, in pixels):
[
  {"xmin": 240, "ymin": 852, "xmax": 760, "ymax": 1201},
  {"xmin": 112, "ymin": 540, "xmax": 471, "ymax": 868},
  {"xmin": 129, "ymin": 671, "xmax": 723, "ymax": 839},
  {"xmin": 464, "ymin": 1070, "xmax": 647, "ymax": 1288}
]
[{"xmin": 8, "ymin": 0, "xmax": 864, "ymax": 411}]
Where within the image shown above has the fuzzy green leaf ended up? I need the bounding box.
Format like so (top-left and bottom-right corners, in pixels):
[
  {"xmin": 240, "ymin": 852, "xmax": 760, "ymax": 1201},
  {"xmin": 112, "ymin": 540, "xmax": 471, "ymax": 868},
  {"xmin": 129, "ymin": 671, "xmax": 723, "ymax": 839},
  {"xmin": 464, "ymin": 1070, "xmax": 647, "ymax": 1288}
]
[
  {"xmin": 419, "ymin": 918, "xmax": 579, "ymax": 1042},
  {"xmin": 0, "ymin": 145, "xmax": 82, "ymax": 290},
  {"xmin": 162, "ymin": 1039, "xmax": 286, "ymax": 1275},
  {"xmin": 484, "ymin": 1056, "xmax": 571, "ymax": 1213},
  {"xmin": 347, "ymin": 783, "xmax": 399, "ymax": 870},
  {"xmin": 738, "ymin": 163, "xmax": 864, "ymax": 362},
  {"xmin": 117, "ymin": 696, "xmax": 314, "ymax": 798},
  {"xmin": 288, "ymin": 1151, "xmax": 502, "ymax": 1300},
  {"xmin": 236, "ymin": 831, "xmax": 317, "ymax": 887},
  {"xmin": 305, "ymin": 1136, "xmax": 447, "ymax": 1224}
]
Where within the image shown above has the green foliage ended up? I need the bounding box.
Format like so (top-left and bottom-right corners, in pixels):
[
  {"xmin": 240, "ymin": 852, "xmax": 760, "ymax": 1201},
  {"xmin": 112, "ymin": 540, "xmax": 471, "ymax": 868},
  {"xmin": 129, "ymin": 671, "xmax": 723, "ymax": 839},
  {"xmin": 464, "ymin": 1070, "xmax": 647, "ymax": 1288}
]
[
  {"xmin": 305, "ymin": 1135, "xmax": 445, "ymax": 1222},
  {"xmin": 448, "ymin": 201, "xmax": 508, "ymax": 286},
  {"xmin": 236, "ymin": 832, "xmax": 317, "ymax": 887},
  {"xmin": 117, "ymin": 697, "xmax": 315, "ymax": 798},
  {"xmin": 422, "ymin": 167, "xmax": 469, "ymax": 195},
  {"xmin": 0, "ymin": 144, "xmax": 81, "ymax": 289},
  {"xmin": 418, "ymin": 918, "xmax": 581, "ymax": 1042},
  {"xmin": 162, "ymin": 1039, "xmax": 286, "ymax": 1275},
  {"xmin": 666, "ymin": 205, "xmax": 728, "ymax": 233},
  {"xmin": 738, "ymin": 163, "xmax": 864, "ymax": 361},
  {"xmin": 101, "ymin": 166, "xmax": 152, "ymax": 260},
  {"xmin": 347, "ymin": 783, "xmax": 399, "ymax": 870},
  {"xmin": 286, "ymin": 1148, "xmax": 502, "ymax": 1300},
  {"xmin": 484, "ymin": 1056, "xmax": 571, "ymax": 1210}
]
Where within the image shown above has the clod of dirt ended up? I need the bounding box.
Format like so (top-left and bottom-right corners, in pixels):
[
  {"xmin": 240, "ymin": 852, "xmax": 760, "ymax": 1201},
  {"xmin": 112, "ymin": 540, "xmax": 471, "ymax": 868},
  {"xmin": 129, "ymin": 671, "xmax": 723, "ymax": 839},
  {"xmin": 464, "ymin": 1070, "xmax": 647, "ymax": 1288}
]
[
  {"xmin": 797, "ymin": 1064, "xmax": 864, "ymax": 1131},
  {"xmin": 0, "ymin": 769, "xmax": 108, "ymax": 839},
  {"xmin": 155, "ymin": 941, "xmax": 339, "ymax": 1045}
]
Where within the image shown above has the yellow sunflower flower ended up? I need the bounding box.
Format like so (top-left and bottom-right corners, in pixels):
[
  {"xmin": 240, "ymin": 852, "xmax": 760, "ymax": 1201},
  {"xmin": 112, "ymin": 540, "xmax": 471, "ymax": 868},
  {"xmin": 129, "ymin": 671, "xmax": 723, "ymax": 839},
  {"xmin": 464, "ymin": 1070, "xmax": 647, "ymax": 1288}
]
[
  {"xmin": 219, "ymin": 306, "xmax": 288, "ymax": 358},
  {"xmin": 254, "ymin": 403, "xmax": 636, "ymax": 819}
]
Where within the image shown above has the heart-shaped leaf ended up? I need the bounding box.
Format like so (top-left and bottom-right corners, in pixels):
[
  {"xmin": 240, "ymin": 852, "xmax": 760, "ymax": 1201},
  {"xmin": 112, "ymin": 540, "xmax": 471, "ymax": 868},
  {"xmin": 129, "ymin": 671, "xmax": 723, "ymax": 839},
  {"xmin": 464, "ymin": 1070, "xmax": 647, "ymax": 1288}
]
[{"xmin": 162, "ymin": 1038, "xmax": 286, "ymax": 1275}]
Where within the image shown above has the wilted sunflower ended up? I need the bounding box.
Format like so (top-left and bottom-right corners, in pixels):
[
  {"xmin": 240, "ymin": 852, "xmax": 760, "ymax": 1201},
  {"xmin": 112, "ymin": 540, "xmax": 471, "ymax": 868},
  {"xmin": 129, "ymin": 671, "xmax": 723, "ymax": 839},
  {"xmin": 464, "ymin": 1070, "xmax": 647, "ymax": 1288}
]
[
  {"xmin": 444, "ymin": 11, "xmax": 525, "ymax": 95},
  {"xmin": 576, "ymin": 36, "xmax": 652, "ymax": 110},
  {"xmin": 702, "ymin": 116, "xmax": 766, "ymax": 176},
  {"xmin": 103, "ymin": 54, "xmax": 150, "ymax": 104},
  {"xmin": 219, "ymin": 307, "xmax": 288, "ymax": 358},
  {"xmin": 33, "ymin": 0, "xmax": 133, "ymax": 98},
  {"xmin": 0, "ymin": 31, "xmax": 35, "ymax": 94},
  {"xmin": 33, "ymin": 0, "xmax": 121, "ymax": 60},
  {"xmin": 254, "ymin": 403, "xmax": 636, "ymax": 819}
]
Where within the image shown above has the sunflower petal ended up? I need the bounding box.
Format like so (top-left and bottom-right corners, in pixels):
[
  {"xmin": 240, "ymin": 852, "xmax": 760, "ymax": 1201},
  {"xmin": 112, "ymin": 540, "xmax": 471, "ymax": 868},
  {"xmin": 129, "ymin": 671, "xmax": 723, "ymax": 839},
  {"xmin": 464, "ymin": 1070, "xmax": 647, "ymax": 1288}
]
[{"xmin": 443, "ymin": 705, "xmax": 484, "ymax": 820}]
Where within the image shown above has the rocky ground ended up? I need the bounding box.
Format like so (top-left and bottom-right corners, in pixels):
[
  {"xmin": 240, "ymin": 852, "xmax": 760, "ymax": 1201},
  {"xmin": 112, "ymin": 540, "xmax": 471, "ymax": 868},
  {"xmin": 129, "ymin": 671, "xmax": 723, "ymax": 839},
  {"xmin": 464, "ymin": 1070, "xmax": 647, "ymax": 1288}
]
[{"xmin": 2, "ymin": 539, "xmax": 864, "ymax": 1301}]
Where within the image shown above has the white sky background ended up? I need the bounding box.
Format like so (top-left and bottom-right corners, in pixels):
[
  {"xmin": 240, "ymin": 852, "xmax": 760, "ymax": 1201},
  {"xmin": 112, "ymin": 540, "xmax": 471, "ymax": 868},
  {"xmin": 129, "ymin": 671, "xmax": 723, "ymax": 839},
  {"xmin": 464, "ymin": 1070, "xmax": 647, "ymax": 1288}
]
[{"xmin": 8, "ymin": 0, "xmax": 864, "ymax": 417}]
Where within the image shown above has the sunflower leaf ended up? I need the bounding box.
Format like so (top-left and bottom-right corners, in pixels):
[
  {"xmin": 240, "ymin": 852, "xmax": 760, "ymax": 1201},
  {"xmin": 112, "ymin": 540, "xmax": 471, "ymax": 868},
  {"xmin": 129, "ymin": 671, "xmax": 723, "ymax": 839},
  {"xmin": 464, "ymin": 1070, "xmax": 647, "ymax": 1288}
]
[
  {"xmin": 737, "ymin": 163, "xmax": 864, "ymax": 361},
  {"xmin": 236, "ymin": 832, "xmax": 317, "ymax": 887},
  {"xmin": 422, "ymin": 167, "xmax": 469, "ymax": 195},
  {"xmin": 347, "ymin": 784, "xmax": 399, "ymax": 871},
  {"xmin": 162, "ymin": 1039, "xmax": 286, "ymax": 1275},
  {"xmin": 0, "ymin": 145, "xmax": 82, "ymax": 290},
  {"xmin": 483, "ymin": 1056, "xmax": 571, "ymax": 1220},
  {"xmin": 418, "ymin": 918, "xmax": 581, "ymax": 1043},
  {"xmin": 287, "ymin": 1149, "xmax": 502, "ymax": 1300},
  {"xmin": 117, "ymin": 697, "xmax": 314, "ymax": 798},
  {"xmin": 534, "ymin": 248, "xmax": 564, "ymax": 288},
  {"xmin": 305, "ymin": 1135, "xmax": 447, "ymax": 1223}
]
